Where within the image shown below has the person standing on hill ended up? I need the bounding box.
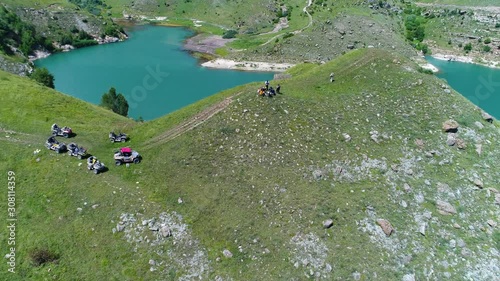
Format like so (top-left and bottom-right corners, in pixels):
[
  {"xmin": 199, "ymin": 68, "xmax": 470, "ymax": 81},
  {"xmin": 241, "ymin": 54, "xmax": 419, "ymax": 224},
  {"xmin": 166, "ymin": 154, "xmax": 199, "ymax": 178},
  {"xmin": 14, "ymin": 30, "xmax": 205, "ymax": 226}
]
[
  {"xmin": 265, "ymin": 80, "xmax": 270, "ymax": 90},
  {"xmin": 330, "ymin": 72, "xmax": 335, "ymax": 82},
  {"xmin": 276, "ymin": 84, "xmax": 281, "ymax": 94}
]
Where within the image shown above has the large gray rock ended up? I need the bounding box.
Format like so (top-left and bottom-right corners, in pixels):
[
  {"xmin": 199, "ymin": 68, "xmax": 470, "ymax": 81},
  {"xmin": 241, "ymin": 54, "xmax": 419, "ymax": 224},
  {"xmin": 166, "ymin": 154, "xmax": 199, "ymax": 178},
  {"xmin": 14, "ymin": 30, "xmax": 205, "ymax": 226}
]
[
  {"xmin": 473, "ymin": 179, "xmax": 483, "ymax": 188},
  {"xmin": 160, "ymin": 226, "xmax": 172, "ymax": 238},
  {"xmin": 455, "ymin": 138, "xmax": 466, "ymax": 149},
  {"xmin": 376, "ymin": 219, "xmax": 394, "ymax": 236},
  {"xmin": 223, "ymin": 249, "xmax": 233, "ymax": 258},
  {"xmin": 442, "ymin": 120, "xmax": 459, "ymax": 132},
  {"xmin": 323, "ymin": 219, "xmax": 334, "ymax": 229},
  {"xmin": 116, "ymin": 223, "xmax": 125, "ymax": 232},
  {"xmin": 312, "ymin": 170, "xmax": 323, "ymax": 180},
  {"xmin": 418, "ymin": 223, "xmax": 426, "ymax": 236},
  {"xmin": 402, "ymin": 273, "xmax": 415, "ymax": 281},
  {"xmin": 475, "ymin": 143, "xmax": 482, "ymax": 155},
  {"xmin": 482, "ymin": 112, "xmax": 494, "ymax": 123},
  {"xmin": 446, "ymin": 134, "xmax": 456, "ymax": 146},
  {"xmin": 436, "ymin": 200, "xmax": 456, "ymax": 215}
]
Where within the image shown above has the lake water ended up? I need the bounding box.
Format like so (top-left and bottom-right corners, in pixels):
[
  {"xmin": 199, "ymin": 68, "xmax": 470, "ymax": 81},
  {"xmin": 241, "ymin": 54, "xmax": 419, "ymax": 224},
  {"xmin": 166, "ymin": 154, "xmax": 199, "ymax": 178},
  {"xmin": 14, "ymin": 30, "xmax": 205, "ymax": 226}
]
[
  {"xmin": 35, "ymin": 25, "xmax": 273, "ymax": 120},
  {"xmin": 426, "ymin": 56, "xmax": 500, "ymax": 119}
]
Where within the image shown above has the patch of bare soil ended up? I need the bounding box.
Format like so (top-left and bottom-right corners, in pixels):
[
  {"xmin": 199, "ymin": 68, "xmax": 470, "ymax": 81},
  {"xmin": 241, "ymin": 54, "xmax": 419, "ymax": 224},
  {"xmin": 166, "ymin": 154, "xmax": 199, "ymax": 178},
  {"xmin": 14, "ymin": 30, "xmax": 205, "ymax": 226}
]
[{"xmin": 183, "ymin": 34, "xmax": 235, "ymax": 55}]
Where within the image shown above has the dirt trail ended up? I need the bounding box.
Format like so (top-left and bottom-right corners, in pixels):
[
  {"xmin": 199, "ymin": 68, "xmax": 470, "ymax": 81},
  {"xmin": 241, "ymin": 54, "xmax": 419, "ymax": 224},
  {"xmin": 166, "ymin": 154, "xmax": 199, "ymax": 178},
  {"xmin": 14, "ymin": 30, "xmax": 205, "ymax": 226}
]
[
  {"xmin": 260, "ymin": 0, "xmax": 314, "ymax": 46},
  {"xmin": 0, "ymin": 127, "xmax": 38, "ymax": 145},
  {"xmin": 143, "ymin": 93, "xmax": 242, "ymax": 149}
]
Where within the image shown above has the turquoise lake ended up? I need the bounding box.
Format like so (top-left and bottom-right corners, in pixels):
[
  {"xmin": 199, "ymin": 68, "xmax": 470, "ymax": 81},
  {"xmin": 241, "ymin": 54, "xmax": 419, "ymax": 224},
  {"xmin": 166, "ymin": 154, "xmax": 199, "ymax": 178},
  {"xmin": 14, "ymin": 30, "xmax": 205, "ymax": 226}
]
[
  {"xmin": 426, "ymin": 56, "xmax": 500, "ymax": 119},
  {"xmin": 35, "ymin": 25, "xmax": 273, "ymax": 120}
]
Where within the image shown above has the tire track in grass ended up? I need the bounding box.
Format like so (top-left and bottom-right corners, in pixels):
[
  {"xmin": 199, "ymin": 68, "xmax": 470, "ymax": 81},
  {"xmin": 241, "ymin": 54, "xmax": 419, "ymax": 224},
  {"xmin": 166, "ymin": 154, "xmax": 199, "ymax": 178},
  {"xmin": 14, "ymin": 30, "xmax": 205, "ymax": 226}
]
[{"xmin": 143, "ymin": 92, "xmax": 242, "ymax": 149}]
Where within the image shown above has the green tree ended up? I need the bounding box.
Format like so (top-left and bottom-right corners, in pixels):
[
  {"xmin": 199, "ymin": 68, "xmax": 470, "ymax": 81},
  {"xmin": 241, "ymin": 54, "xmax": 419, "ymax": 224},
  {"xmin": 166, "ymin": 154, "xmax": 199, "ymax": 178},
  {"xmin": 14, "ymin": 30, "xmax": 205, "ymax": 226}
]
[
  {"xmin": 464, "ymin": 42, "xmax": 472, "ymax": 52},
  {"xmin": 100, "ymin": 87, "xmax": 129, "ymax": 117},
  {"xmin": 482, "ymin": 45, "xmax": 491, "ymax": 52},
  {"xmin": 222, "ymin": 30, "xmax": 238, "ymax": 39},
  {"xmin": 30, "ymin": 67, "xmax": 55, "ymax": 88}
]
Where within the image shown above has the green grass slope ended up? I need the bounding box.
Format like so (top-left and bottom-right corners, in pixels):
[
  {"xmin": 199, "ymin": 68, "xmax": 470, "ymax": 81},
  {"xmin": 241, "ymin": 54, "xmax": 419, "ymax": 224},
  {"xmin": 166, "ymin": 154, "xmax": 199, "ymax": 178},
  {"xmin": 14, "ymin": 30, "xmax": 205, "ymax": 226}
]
[{"xmin": 1, "ymin": 49, "xmax": 499, "ymax": 280}]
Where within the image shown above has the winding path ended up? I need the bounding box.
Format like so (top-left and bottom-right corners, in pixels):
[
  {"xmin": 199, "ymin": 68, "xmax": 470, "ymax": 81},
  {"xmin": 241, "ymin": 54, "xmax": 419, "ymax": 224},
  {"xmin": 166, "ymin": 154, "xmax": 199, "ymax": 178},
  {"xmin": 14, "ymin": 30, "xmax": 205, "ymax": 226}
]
[{"xmin": 260, "ymin": 0, "xmax": 314, "ymax": 46}]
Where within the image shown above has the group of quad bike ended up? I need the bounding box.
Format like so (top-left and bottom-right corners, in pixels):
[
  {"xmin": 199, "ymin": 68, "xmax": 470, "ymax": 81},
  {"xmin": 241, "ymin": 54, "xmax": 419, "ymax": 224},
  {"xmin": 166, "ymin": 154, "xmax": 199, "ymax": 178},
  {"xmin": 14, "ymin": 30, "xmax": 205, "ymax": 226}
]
[{"xmin": 45, "ymin": 124, "xmax": 141, "ymax": 174}]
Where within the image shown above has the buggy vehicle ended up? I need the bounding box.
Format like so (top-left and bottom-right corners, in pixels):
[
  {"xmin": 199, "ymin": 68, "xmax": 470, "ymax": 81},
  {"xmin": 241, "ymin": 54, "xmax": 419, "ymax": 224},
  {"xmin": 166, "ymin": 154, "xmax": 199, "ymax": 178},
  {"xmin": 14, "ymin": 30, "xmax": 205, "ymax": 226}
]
[
  {"xmin": 45, "ymin": 136, "xmax": 67, "ymax": 153},
  {"xmin": 51, "ymin": 123, "xmax": 73, "ymax": 138},
  {"xmin": 67, "ymin": 143, "xmax": 88, "ymax": 159},
  {"xmin": 109, "ymin": 132, "xmax": 128, "ymax": 143},
  {"xmin": 87, "ymin": 156, "xmax": 106, "ymax": 174},
  {"xmin": 114, "ymin": 147, "xmax": 141, "ymax": 165}
]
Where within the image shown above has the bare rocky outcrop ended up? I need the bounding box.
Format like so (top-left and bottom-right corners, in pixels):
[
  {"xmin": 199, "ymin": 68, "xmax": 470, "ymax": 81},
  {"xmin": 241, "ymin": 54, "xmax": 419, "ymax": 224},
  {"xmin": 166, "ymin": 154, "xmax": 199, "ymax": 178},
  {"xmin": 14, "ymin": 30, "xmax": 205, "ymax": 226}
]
[{"xmin": 0, "ymin": 55, "xmax": 31, "ymax": 76}]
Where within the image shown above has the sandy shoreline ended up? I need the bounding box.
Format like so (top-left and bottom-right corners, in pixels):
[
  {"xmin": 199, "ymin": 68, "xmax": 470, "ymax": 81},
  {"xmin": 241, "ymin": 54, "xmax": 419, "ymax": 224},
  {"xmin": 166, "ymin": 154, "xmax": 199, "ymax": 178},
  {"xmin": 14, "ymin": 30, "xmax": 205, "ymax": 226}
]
[
  {"xmin": 419, "ymin": 62, "xmax": 439, "ymax": 73},
  {"xmin": 202, "ymin": 59, "xmax": 295, "ymax": 72},
  {"xmin": 431, "ymin": 53, "xmax": 499, "ymax": 69}
]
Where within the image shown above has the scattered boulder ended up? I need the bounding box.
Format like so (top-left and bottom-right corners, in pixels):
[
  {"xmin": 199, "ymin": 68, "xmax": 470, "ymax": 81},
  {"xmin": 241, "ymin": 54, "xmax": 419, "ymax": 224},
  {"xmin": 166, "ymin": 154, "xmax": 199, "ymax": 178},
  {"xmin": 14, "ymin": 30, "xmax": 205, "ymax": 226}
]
[
  {"xmin": 418, "ymin": 223, "xmax": 426, "ymax": 236},
  {"xmin": 457, "ymin": 239, "xmax": 466, "ymax": 248},
  {"xmin": 436, "ymin": 200, "xmax": 457, "ymax": 215},
  {"xmin": 474, "ymin": 121, "xmax": 484, "ymax": 129},
  {"xmin": 442, "ymin": 120, "xmax": 459, "ymax": 133},
  {"xmin": 461, "ymin": 248, "xmax": 472, "ymax": 258},
  {"xmin": 449, "ymin": 239, "xmax": 456, "ymax": 249},
  {"xmin": 487, "ymin": 220, "xmax": 497, "ymax": 227},
  {"xmin": 323, "ymin": 219, "xmax": 334, "ymax": 229},
  {"xmin": 376, "ymin": 219, "xmax": 394, "ymax": 236},
  {"xmin": 446, "ymin": 134, "xmax": 456, "ymax": 146},
  {"xmin": 403, "ymin": 183, "xmax": 412, "ymax": 193},
  {"xmin": 116, "ymin": 223, "xmax": 125, "ymax": 232},
  {"xmin": 455, "ymin": 138, "xmax": 466, "ymax": 149},
  {"xmin": 415, "ymin": 192, "xmax": 424, "ymax": 204},
  {"xmin": 402, "ymin": 273, "xmax": 415, "ymax": 281},
  {"xmin": 222, "ymin": 249, "xmax": 233, "ymax": 258},
  {"xmin": 475, "ymin": 143, "xmax": 482, "ymax": 155},
  {"xmin": 342, "ymin": 133, "xmax": 351, "ymax": 142},
  {"xmin": 414, "ymin": 138, "xmax": 424, "ymax": 148},
  {"xmin": 160, "ymin": 226, "xmax": 172, "ymax": 238},
  {"xmin": 495, "ymin": 193, "xmax": 500, "ymax": 205},
  {"xmin": 473, "ymin": 179, "xmax": 484, "ymax": 188},
  {"xmin": 370, "ymin": 131, "xmax": 380, "ymax": 143},
  {"xmin": 481, "ymin": 112, "xmax": 494, "ymax": 123},
  {"xmin": 437, "ymin": 182, "xmax": 451, "ymax": 193},
  {"xmin": 312, "ymin": 170, "xmax": 323, "ymax": 180}
]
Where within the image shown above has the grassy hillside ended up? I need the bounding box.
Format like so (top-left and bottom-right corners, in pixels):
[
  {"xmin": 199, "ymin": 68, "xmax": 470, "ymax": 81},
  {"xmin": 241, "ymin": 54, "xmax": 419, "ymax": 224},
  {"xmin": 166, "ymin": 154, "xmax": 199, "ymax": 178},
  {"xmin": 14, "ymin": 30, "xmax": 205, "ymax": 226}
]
[{"xmin": 1, "ymin": 48, "xmax": 499, "ymax": 280}]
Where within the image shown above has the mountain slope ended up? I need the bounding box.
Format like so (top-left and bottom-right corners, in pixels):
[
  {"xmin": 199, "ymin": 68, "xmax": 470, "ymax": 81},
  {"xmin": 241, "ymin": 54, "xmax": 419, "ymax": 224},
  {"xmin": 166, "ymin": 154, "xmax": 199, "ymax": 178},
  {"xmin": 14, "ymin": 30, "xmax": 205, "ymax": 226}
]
[{"xmin": 0, "ymin": 49, "xmax": 499, "ymax": 280}]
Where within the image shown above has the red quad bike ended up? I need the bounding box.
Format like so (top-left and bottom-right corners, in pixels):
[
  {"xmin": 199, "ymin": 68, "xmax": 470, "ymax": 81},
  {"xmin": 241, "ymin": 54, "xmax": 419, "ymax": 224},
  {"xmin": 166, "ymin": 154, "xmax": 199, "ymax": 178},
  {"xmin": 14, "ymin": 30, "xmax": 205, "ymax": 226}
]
[{"xmin": 114, "ymin": 147, "xmax": 141, "ymax": 165}]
